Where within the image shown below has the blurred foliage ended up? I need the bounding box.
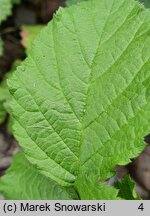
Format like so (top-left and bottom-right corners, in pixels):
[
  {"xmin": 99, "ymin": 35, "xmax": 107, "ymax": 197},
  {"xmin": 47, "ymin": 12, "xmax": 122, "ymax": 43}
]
[
  {"xmin": 139, "ymin": 0, "xmax": 150, "ymax": 7},
  {"xmin": 0, "ymin": 61, "xmax": 21, "ymax": 124},
  {"xmin": 0, "ymin": 38, "xmax": 3, "ymax": 56},
  {"xmin": 66, "ymin": 0, "xmax": 88, "ymax": 6},
  {"xmin": 0, "ymin": 0, "xmax": 12, "ymax": 23},
  {"xmin": 11, "ymin": 0, "xmax": 22, "ymax": 4},
  {"xmin": 21, "ymin": 25, "xmax": 43, "ymax": 53}
]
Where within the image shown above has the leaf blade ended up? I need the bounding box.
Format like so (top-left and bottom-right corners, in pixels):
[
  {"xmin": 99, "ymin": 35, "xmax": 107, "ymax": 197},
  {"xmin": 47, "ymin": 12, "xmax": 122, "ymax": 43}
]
[
  {"xmin": 5, "ymin": 0, "xmax": 150, "ymax": 199},
  {"xmin": 0, "ymin": 153, "xmax": 78, "ymax": 200}
]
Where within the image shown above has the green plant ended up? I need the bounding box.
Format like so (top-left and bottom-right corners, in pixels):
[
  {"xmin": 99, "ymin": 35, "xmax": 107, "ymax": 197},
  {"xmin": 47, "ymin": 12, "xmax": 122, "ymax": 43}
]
[
  {"xmin": 11, "ymin": 0, "xmax": 22, "ymax": 4},
  {"xmin": 66, "ymin": 0, "xmax": 88, "ymax": 6},
  {"xmin": 0, "ymin": 0, "xmax": 150, "ymax": 200},
  {"xmin": 0, "ymin": 37, "xmax": 3, "ymax": 57},
  {"xmin": 0, "ymin": 0, "xmax": 22, "ymax": 56},
  {"xmin": 0, "ymin": 61, "xmax": 20, "ymax": 124},
  {"xmin": 139, "ymin": 0, "xmax": 150, "ymax": 7},
  {"xmin": 0, "ymin": 0, "xmax": 12, "ymax": 23}
]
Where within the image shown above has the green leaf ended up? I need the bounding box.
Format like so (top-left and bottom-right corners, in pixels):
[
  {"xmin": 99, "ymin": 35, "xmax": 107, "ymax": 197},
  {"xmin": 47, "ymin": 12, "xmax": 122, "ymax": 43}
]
[
  {"xmin": 3, "ymin": 0, "xmax": 150, "ymax": 199},
  {"xmin": 0, "ymin": 61, "xmax": 20, "ymax": 124},
  {"xmin": 66, "ymin": 0, "xmax": 88, "ymax": 6},
  {"xmin": 75, "ymin": 173, "xmax": 119, "ymax": 199},
  {"xmin": 11, "ymin": 0, "xmax": 22, "ymax": 5},
  {"xmin": 0, "ymin": 77, "xmax": 10, "ymax": 124},
  {"xmin": 0, "ymin": 0, "xmax": 22, "ymax": 24},
  {"xmin": 139, "ymin": 0, "xmax": 150, "ymax": 8},
  {"xmin": 115, "ymin": 176, "xmax": 141, "ymax": 200},
  {"xmin": 0, "ymin": 0, "xmax": 12, "ymax": 23},
  {"xmin": 0, "ymin": 103, "xmax": 5, "ymax": 123},
  {"xmin": 0, "ymin": 153, "xmax": 77, "ymax": 200}
]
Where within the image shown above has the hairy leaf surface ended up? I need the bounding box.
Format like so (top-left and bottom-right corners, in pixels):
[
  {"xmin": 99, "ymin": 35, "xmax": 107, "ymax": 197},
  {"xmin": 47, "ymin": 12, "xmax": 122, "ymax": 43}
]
[
  {"xmin": 75, "ymin": 173, "xmax": 119, "ymax": 199},
  {"xmin": 2, "ymin": 0, "xmax": 150, "ymax": 199}
]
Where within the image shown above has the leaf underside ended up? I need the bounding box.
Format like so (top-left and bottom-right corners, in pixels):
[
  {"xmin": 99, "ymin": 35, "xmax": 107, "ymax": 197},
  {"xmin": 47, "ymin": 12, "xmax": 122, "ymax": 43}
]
[{"xmin": 1, "ymin": 0, "xmax": 150, "ymax": 199}]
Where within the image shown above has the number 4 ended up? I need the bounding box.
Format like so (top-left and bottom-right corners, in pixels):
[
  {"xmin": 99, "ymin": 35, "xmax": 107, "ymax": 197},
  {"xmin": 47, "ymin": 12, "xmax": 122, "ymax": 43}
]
[{"xmin": 138, "ymin": 203, "xmax": 144, "ymax": 211}]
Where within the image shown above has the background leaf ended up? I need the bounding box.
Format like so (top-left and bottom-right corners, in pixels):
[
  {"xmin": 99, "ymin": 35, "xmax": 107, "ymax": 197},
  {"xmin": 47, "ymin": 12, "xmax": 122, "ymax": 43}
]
[
  {"xmin": 139, "ymin": 0, "xmax": 150, "ymax": 7},
  {"xmin": 0, "ymin": 37, "xmax": 3, "ymax": 56},
  {"xmin": 66, "ymin": 0, "xmax": 88, "ymax": 6},
  {"xmin": 0, "ymin": 0, "xmax": 12, "ymax": 23}
]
